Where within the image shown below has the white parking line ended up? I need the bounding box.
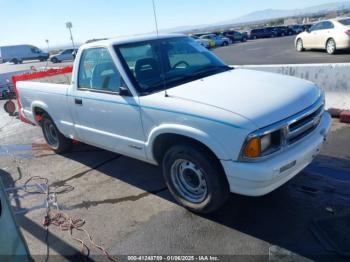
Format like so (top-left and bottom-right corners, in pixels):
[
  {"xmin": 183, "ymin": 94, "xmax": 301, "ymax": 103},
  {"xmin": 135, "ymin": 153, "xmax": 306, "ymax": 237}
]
[{"xmin": 247, "ymin": 47, "xmax": 262, "ymax": 51}]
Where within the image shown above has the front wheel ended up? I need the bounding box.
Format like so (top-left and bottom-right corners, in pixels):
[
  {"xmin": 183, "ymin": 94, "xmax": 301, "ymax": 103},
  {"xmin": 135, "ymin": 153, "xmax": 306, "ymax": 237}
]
[
  {"xmin": 326, "ymin": 39, "xmax": 336, "ymax": 55},
  {"xmin": 41, "ymin": 114, "xmax": 72, "ymax": 154},
  {"xmin": 162, "ymin": 144, "xmax": 229, "ymax": 214}
]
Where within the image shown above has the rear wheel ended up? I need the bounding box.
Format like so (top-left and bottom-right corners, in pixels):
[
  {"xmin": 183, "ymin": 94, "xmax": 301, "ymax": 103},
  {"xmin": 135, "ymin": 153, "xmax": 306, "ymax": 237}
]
[
  {"xmin": 12, "ymin": 59, "xmax": 18, "ymax": 64},
  {"xmin": 41, "ymin": 114, "xmax": 72, "ymax": 154},
  {"xmin": 296, "ymin": 39, "xmax": 305, "ymax": 52},
  {"xmin": 326, "ymin": 39, "xmax": 336, "ymax": 55},
  {"xmin": 162, "ymin": 144, "xmax": 229, "ymax": 214}
]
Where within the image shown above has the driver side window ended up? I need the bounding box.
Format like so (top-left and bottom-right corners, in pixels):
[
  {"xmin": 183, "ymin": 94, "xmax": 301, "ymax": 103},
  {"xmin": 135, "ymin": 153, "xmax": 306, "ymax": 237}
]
[{"xmin": 78, "ymin": 48, "xmax": 124, "ymax": 93}]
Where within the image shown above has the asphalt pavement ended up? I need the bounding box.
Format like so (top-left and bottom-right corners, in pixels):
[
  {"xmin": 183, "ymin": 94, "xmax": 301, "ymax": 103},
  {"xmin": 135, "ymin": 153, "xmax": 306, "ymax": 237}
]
[
  {"xmin": 0, "ymin": 60, "xmax": 72, "ymax": 74},
  {"xmin": 214, "ymin": 36, "xmax": 350, "ymax": 65}
]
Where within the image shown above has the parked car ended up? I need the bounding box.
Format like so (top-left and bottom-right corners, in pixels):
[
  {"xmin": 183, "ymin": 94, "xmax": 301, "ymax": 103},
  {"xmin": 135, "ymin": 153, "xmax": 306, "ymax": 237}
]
[
  {"xmin": 0, "ymin": 69, "xmax": 31, "ymax": 99},
  {"xmin": 0, "ymin": 45, "xmax": 49, "ymax": 64},
  {"xmin": 273, "ymin": 26, "xmax": 295, "ymax": 36},
  {"xmin": 249, "ymin": 28, "xmax": 276, "ymax": 39},
  {"xmin": 290, "ymin": 25, "xmax": 304, "ymax": 34},
  {"xmin": 221, "ymin": 31, "xmax": 247, "ymax": 42},
  {"xmin": 16, "ymin": 34, "xmax": 331, "ymax": 213},
  {"xmin": 295, "ymin": 18, "xmax": 350, "ymax": 54},
  {"xmin": 0, "ymin": 84, "xmax": 15, "ymax": 99},
  {"xmin": 190, "ymin": 36, "xmax": 210, "ymax": 49},
  {"xmin": 50, "ymin": 48, "xmax": 78, "ymax": 63},
  {"xmin": 199, "ymin": 34, "xmax": 230, "ymax": 46}
]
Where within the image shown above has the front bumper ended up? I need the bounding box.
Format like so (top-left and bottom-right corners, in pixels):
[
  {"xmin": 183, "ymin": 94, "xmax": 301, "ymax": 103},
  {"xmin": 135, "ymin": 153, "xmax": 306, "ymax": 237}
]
[{"xmin": 221, "ymin": 112, "xmax": 332, "ymax": 196}]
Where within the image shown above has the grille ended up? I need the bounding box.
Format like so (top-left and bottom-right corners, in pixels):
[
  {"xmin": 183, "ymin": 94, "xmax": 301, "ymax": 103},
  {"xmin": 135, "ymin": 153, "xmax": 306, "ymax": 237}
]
[{"xmin": 286, "ymin": 105, "xmax": 324, "ymax": 144}]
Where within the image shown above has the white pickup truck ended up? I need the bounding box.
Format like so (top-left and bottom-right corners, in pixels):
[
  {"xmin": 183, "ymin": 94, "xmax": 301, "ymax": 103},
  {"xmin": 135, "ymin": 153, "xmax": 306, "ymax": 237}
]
[{"xmin": 17, "ymin": 34, "xmax": 331, "ymax": 213}]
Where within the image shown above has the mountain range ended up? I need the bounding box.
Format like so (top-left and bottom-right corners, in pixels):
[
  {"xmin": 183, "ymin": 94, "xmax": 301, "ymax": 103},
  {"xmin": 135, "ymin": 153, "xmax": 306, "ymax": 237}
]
[{"xmin": 160, "ymin": 1, "xmax": 350, "ymax": 33}]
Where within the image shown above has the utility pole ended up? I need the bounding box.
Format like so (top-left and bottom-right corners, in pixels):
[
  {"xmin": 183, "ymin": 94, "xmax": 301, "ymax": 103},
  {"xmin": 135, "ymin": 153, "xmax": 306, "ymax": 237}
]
[
  {"xmin": 65, "ymin": 22, "xmax": 76, "ymax": 51},
  {"xmin": 45, "ymin": 39, "xmax": 50, "ymax": 52}
]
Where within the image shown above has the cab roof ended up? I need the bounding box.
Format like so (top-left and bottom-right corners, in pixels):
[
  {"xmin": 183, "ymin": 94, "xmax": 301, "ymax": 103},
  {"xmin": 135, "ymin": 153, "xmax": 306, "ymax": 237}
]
[{"xmin": 83, "ymin": 34, "xmax": 186, "ymax": 49}]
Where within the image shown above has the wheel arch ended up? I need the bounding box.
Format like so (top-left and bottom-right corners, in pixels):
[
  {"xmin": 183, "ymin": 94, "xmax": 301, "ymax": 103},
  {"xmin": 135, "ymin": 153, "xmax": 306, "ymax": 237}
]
[
  {"xmin": 325, "ymin": 37, "xmax": 335, "ymax": 48},
  {"xmin": 147, "ymin": 124, "xmax": 228, "ymax": 166},
  {"xmin": 31, "ymin": 102, "xmax": 53, "ymax": 126}
]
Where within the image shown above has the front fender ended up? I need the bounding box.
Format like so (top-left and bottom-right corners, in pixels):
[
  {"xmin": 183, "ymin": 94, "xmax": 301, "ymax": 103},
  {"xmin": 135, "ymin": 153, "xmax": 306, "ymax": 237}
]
[{"xmin": 145, "ymin": 124, "xmax": 230, "ymax": 163}]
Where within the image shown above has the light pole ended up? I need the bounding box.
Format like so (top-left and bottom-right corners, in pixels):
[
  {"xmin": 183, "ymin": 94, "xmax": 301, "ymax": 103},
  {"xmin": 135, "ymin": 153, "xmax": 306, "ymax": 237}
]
[
  {"xmin": 45, "ymin": 39, "xmax": 50, "ymax": 52},
  {"xmin": 65, "ymin": 22, "xmax": 76, "ymax": 51}
]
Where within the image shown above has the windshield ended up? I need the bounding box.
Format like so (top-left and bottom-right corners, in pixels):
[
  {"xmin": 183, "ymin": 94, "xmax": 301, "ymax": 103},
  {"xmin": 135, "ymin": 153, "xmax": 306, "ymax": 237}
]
[
  {"xmin": 114, "ymin": 37, "xmax": 230, "ymax": 95},
  {"xmin": 339, "ymin": 18, "xmax": 350, "ymax": 26}
]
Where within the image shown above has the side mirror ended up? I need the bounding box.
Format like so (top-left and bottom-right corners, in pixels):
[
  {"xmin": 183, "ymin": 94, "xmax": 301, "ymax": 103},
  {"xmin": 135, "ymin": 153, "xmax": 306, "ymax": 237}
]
[{"xmin": 119, "ymin": 85, "xmax": 131, "ymax": 96}]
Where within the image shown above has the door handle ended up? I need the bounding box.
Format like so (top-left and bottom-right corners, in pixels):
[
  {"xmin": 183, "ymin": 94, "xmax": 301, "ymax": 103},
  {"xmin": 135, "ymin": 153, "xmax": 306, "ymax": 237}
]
[{"xmin": 75, "ymin": 98, "xmax": 83, "ymax": 105}]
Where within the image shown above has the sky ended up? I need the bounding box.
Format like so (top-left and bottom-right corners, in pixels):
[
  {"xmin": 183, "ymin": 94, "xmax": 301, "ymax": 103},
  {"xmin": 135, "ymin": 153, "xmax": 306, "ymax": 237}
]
[{"xmin": 0, "ymin": 0, "xmax": 338, "ymax": 48}]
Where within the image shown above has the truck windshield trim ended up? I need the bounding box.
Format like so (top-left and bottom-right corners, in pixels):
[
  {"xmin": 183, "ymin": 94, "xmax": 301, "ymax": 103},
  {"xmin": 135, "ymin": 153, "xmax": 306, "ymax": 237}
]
[{"xmin": 114, "ymin": 37, "xmax": 231, "ymax": 96}]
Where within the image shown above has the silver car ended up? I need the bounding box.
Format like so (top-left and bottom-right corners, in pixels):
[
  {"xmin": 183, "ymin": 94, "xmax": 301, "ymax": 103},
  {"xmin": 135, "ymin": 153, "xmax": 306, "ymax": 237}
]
[
  {"xmin": 199, "ymin": 34, "xmax": 230, "ymax": 47},
  {"xmin": 50, "ymin": 48, "xmax": 77, "ymax": 63},
  {"xmin": 191, "ymin": 36, "xmax": 210, "ymax": 48},
  {"xmin": 295, "ymin": 17, "xmax": 350, "ymax": 55}
]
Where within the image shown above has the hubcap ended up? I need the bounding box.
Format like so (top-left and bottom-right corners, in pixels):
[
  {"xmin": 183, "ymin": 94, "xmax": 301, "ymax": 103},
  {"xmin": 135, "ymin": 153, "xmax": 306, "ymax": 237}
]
[
  {"xmin": 327, "ymin": 41, "xmax": 335, "ymax": 54},
  {"xmin": 44, "ymin": 120, "xmax": 58, "ymax": 148},
  {"xmin": 170, "ymin": 159, "xmax": 208, "ymax": 203}
]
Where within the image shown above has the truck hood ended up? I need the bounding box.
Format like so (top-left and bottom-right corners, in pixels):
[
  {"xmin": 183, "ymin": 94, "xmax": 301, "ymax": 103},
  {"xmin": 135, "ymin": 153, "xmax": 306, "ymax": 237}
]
[{"xmin": 167, "ymin": 69, "xmax": 321, "ymax": 128}]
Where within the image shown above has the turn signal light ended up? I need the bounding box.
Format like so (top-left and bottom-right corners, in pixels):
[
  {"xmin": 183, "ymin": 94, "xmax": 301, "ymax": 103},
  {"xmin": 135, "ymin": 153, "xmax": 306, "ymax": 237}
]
[{"xmin": 244, "ymin": 137, "xmax": 261, "ymax": 158}]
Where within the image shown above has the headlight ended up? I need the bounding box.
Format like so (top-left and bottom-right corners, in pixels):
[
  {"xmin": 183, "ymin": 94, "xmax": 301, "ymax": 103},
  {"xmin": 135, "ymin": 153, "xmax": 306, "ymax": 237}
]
[{"xmin": 242, "ymin": 130, "xmax": 282, "ymax": 159}]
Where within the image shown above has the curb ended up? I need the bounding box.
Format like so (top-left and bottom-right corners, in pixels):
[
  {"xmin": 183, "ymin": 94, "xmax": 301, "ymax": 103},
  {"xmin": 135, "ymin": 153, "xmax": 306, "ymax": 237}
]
[{"xmin": 327, "ymin": 108, "xmax": 350, "ymax": 124}]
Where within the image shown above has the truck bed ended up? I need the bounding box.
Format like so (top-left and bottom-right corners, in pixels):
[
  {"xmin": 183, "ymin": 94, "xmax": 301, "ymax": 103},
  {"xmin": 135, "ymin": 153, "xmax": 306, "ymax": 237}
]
[{"xmin": 16, "ymin": 80, "xmax": 74, "ymax": 136}]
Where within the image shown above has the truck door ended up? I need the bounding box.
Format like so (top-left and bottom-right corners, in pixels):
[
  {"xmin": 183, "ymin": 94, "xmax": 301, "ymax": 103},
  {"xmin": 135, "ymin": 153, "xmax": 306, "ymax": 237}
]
[
  {"xmin": 70, "ymin": 47, "xmax": 146, "ymax": 159},
  {"xmin": 0, "ymin": 178, "xmax": 31, "ymax": 261}
]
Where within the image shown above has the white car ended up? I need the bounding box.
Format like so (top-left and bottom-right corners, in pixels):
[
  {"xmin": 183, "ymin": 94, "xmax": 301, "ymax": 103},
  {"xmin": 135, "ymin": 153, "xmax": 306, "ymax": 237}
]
[
  {"xmin": 16, "ymin": 34, "xmax": 331, "ymax": 213},
  {"xmin": 295, "ymin": 17, "xmax": 350, "ymax": 54}
]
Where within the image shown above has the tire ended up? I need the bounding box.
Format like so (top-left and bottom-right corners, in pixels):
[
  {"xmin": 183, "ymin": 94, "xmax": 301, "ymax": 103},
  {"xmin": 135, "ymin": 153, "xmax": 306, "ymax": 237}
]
[
  {"xmin": 222, "ymin": 41, "xmax": 228, "ymax": 46},
  {"xmin": 253, "ymin": 36, "xmax": 257, "ymax": 40},
  {"xmin": 296, "ymin": 39, "xmax": 305, "ymax": 52},
  {"xmin": 51, "ymin": 57, "xmax": 58, "ymax": 63},
  {"xmin": 41, "ymin": 114, "xmax": 72, "ymax": 154},
  {"xmin": 162, "ymin": 143, "xmax": 230, "ymax": 214},
  {"xmin": 326, "ymin": 39, "xmax": 336, "ymax": 55},
  {"xmin": 12, "ymin": 59, "xmax": 18, "ymax": 64}
]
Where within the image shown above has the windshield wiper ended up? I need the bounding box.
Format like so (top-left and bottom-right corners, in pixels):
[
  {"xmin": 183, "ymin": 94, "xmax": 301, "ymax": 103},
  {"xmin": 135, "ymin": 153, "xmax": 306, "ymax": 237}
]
[{"xmin": 191, "ymin": 65, "xmax": 232, "ymax": 76}]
